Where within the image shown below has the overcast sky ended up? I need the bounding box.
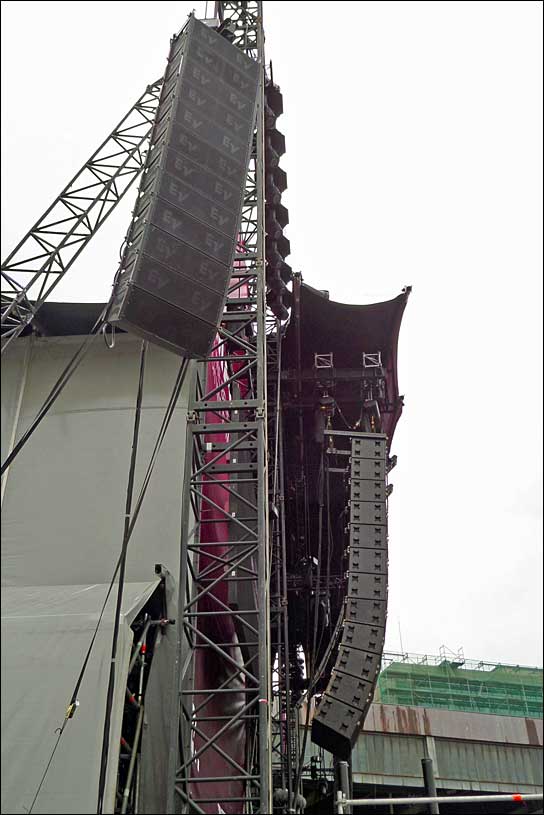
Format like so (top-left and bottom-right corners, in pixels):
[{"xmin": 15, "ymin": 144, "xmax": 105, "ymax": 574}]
[{"xmin": 1, "ymin": 1, "xmax": 542, "ymax": 667}]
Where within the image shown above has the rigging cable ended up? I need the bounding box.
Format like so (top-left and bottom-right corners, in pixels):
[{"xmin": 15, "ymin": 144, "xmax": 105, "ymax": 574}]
[
  {"xmin": 293, "ymin": 448, "xmax": 325, "ymax": 810},
  {"xmin": 96, "ymin": 340, "xmax": 147, "ymax": 814},
  {"xmin": 334, "ymin": 398, "xmax": 353, "ymax": 431},
  {"xmin": 1, "ymin": 307, "xmax": 107, "ymax": 476},
  {"xmin": 26, "ymin": 355, "xmax": 190, "ymax": 814}
]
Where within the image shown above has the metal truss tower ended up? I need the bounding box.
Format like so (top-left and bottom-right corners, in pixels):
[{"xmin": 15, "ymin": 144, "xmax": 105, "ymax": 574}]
[
  {"xmin": 2, "ymin": 3, "xmax": 293, "ymax": 810},
  {"xmin": 165, "ymin": 3, "xmax": 273, "ymax": 813}
]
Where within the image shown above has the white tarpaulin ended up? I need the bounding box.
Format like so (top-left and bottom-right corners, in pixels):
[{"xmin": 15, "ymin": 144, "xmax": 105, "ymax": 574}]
[
  {"xmin": 1, "ymin": 331, "xmax": 192, "ymax": 814},
  {"xmin": 1, "ymin": 581, "xmax": 159, "ymax": 814}
]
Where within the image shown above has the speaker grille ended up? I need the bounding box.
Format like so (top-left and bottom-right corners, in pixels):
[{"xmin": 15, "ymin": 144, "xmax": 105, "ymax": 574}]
[
  {"xmin": 107, "ymin": 16, "xmax": 260, "ymax": 358},
  {"xmin": 312, "ymin": 432, "xmax": 389, "ymax": 758}
]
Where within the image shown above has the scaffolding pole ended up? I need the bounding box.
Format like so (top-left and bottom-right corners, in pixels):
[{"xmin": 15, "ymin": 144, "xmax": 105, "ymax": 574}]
[{"xmin": 336, "ymin": 792, "xmax": 543, "ymax": 812}]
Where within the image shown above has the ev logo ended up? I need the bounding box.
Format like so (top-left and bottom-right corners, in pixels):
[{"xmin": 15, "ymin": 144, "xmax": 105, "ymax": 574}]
[
  {"xmin": 189, "ymin": 64, "xmax": 212, "ymax": 87},
  {"xmin": 182, "ymin": 110, "xmax": 203, "ymax": 132},
  {"xmin": 177, "ymin": 132, "xmax": 199, "ymax": 155},
  {"xmin": 214, "ymin": 182, "xmax": 233, "ymax": 204},
  {"xmin": 187, "ymin": 87, "xmax": 207, "ymax": 108},
  {"xmin": 218, "ymin": 157, "xmax": 240, "ymax": 179},
  {"xmin": 167, "ymin": 179, "xmax": 191, "ymax": 206},
  {"xmin": 210, "ymin": 206, "xmax": 230, "ymax": 229},
  {"xmin": 173, "ymin": 157, "xmax": 196, "ymax": 181},
  {"xmin": 156, "ymin": 235, "xmax": 174, "ymax": 260},
  {"xmin": 145, "ymin": 265, "xmax": 169, "ymax": 291},
  {"xmin": 225, "ymin": 112, "xmax": 244, "ymax": 134},
  {"xmin": 228, "ymin": 92, "xmax": 248, "ymax": 114},
  {"xmin": 205, "ymin": 233, "xmax": 225, "ymax": 256},
  {"xmin": 222, "ymin": 136, "xmax": 240, "ymax": 157}
]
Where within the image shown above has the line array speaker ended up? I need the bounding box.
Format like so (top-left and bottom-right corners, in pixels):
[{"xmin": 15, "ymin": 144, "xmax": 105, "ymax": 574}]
[
  {"xmin": 107, "ymin": 15, "xmax": 260, "ymax": 357},
  {"xmin": 312, "ymin": 432, "xmax": 389, "ymax": 759}
]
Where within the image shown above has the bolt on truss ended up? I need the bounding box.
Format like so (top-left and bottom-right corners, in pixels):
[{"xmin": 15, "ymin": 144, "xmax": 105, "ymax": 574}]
[
  {"xmin": 166, "ymin": 4, "xmax": 271, "ymax": 813},
  {"xmin": 1, "ymin": 80, "xmax": 162, "ymax": 353}
]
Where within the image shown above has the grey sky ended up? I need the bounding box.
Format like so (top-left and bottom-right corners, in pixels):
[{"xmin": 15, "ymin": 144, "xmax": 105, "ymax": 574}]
[{"xmin": 1, "ymin": 1, "xmax": 542, "ymax": 666}]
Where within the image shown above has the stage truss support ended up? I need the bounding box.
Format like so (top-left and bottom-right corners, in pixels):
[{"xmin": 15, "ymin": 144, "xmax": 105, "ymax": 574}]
[
  {"xmin": 1, "ymin": 80, "xmax": 162, "ymax": 353},
  {"xmin": 166, "ymin": 3, "xmax": 272, "ymax": 813}
]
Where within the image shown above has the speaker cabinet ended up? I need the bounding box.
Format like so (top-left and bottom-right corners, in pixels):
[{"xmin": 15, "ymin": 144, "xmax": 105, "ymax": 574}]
[
  {"xmin": 312, "ymin": 433, "xmax": 390, "ymax": 758},
  {"xmin": 107, "ymin": 16, "xmax": 260, "ymax": 357}
]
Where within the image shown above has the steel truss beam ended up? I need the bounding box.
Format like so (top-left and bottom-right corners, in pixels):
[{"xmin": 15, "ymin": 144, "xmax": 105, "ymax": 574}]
[
  {"xmin": 167, "ymin": 4, "xmax": 270, "ymax": 813},
  {"xmin": 1, "ymin": 80, "xmax": 162, "ymax": 352}
]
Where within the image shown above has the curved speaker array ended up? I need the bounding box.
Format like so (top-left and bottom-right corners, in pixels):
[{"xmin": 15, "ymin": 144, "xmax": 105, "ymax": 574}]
[{"xmin": 311, "ymin": 433, "xmax": 388, "ymax": 759}]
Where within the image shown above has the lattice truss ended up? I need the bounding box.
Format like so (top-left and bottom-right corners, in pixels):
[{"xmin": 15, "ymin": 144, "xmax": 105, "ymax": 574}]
[
  {"xmin": 0, "ymin": 81, "xmax": 162, "ymax": 351},
  {"xmin": 2, "ymin": 2, "xmax": 290, "ymax": 810},
  {"xmin": 166, "ymin": 4, "xmax": 274, "ymax": 813}
]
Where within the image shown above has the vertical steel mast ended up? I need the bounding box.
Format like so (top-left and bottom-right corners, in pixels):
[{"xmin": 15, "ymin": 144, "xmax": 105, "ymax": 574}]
[{"xmin": 167, "ymin": 3, "xmax": 271, "ymax": 812}]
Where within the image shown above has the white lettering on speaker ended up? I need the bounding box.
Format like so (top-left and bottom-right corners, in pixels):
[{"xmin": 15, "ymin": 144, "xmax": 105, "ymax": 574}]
[
  {"xmin": 231, "ymin": 72, "xmax": 250, "ymax": 91},
  {"xmin": 200, "ymin": 261, "xmax": 219, "ymax": 283},
  {"xmin": 167, "ymin": 180, "xmax": 191, "ymax": 204},
  {"xmin": 195, "ymin": 47, "xmax": 214, "ymax": 67},
  {"xmin": 222, "ymin": 136, "xmax": 240, "ymax": 156},
  {"xmin": 210, "ymin": 206, "xmax": 230, "ymax": 228},
  {"xmin": 205, "ymin": 234, "xmax": 224, "ymax": 254},
  {"xmin": 146, "ymin": 267, "xmax": 168, "ymax": 290},
  {"xmin": 214, "ymin": 182, "xmax": 233, "ymax": 202},
  {"xmin": 163, "ymin": 209, "xmax": 184, "ymax": 233},
  {"xmin": 173, "ymin": 158, "xmax": 195, "ymax": 180},
  {"xmin": 183, "ymin": 110, "xmax": 202, "ymax": 131},
  {"xmin": 188, "ymin": 87, "xmax": 207, "ymax": 107},
  {"xmin": 225, "ymin": 113, "xmax": 244, "ymax": 133},
  {"xmin": 178, "ymin": 133, "xmax": 198, "ymax": 154},
  {"xmin": 229, "ymin": 92, "xmax": 247, "ymax": 113},
  {"xmin": 157, "ymin": 236, "xmax": 173, "ymax": 259},
  {"xmin": 190, "ymin": 65, "xmax": 211, "ymax": 86},
  {"xmin": 218, "ymin": 157, "xmax": 239, "ymax": 178}
]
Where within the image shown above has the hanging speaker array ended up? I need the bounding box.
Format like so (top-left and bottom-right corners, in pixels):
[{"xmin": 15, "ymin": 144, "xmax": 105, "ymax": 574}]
[
  {"xmin": 264, "ymin": 80, "xmax": 292, "ymax": 320},
  {"xmin": 311, "ymin": 433, "xmax": 389, "ymax": 759},
  {"xmin": 107, "ymin": 16, "xmax": 260, "ymax": 357}
]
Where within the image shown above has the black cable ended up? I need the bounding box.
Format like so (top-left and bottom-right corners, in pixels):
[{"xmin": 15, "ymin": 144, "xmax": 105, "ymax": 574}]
[
  {"xmin": 96, "ymin": 354, "xmax": 190, "ymax": 812},
  {"xmin": 1, "ymin": 307, "xmax": 107, "ymax": 476},
  {"xmin": 125, "ymin": 358, "xmax": 189, "ymax": 540},
  {"xmin": 334, "ymin": 399, "xmax": 353, "ymax": 431},
  {"xmin": 97, "ymin": 340, "xmax": 147, "ymax": 814},
  {"xmin": 314, "ymin": 457, "xmax": 333, "ymax": 661},
  {"xmin": 27, "ymin": 355, "xmax": 190, "ymax": 815},
  {"xmin": 311, "ymin": 450, "xmax": 325, "ymax": 678},
  {"xmin": 293, "ymin": 449, "xmax": 324, "ymax": 810},
  {"xmin": 27, "ymin": 728, "xmax": 64, "ymax": 814}
]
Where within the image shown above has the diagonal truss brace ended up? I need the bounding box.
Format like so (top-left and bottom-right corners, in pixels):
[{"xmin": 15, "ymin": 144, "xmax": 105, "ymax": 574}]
[{"xmin": 1, "ymin": 79, "xmax": 163, "ymax": 352}]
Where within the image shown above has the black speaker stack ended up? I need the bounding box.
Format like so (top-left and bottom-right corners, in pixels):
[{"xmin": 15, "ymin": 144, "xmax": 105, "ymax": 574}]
[
  {"xmin": 107, "ymin": 16, "xmax": 260, "ymax": 358},
  {"xmin": 311, "ymin": 433, "xmax": 389, "ymax": 759}
]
